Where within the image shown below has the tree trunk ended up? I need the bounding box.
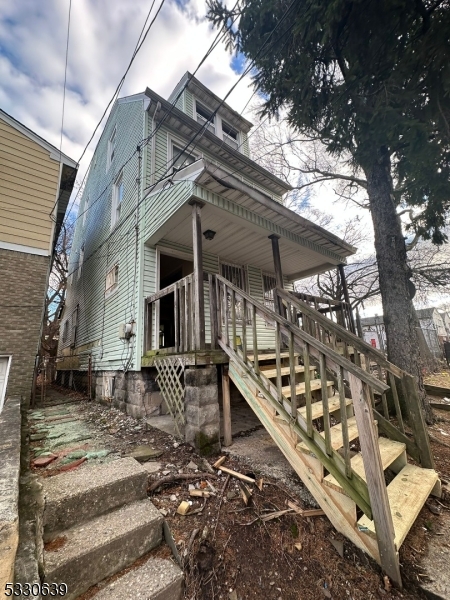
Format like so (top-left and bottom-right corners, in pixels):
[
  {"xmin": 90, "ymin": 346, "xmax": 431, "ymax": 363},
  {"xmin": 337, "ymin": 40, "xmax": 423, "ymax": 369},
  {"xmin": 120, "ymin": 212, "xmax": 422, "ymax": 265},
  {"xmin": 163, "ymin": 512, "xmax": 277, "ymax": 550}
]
[{"xmin": 363, "ymin": 147, "xmax": 434, "ymax": 423}]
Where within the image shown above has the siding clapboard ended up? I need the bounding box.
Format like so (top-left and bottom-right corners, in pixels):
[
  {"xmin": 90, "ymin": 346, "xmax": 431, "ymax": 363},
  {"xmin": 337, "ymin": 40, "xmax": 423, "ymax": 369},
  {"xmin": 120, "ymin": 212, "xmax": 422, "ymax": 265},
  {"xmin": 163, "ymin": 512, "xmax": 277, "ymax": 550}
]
[{"xmin": 0, "ymin": 119, "xmax": 60, "ymax": 251}]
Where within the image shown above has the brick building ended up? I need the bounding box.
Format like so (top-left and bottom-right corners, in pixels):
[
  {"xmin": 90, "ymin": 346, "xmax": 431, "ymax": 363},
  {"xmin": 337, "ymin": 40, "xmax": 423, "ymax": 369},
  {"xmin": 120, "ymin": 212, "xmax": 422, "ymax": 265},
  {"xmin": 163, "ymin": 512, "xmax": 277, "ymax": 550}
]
[{"xmin": 0, "ymin": 109, "xmax": 77, "ymax": 408}]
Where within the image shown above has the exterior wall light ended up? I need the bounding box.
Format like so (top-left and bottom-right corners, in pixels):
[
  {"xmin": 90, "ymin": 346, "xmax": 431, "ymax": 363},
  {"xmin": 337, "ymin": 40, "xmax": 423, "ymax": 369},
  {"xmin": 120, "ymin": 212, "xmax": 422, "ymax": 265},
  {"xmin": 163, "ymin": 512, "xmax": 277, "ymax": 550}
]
[{"xmin": 203, "ymin": 229, "xmax": 216, "ymax": 240}]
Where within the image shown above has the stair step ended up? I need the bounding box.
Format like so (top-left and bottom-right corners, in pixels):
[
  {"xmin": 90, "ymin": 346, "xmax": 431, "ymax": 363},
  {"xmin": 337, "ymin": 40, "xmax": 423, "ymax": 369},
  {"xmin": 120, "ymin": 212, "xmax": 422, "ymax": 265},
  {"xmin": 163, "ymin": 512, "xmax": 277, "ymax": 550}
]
[
  {"xmin": 297, "ymin": 394, "xmax": 353, "ymax": 421},
  {"xmin": 296, "ymin": 416, "xmax": 359, "ymax": 455},
  {"xmin": 357, "ymin": 464, "xmax": 439, "ymax": 549},
  {"xmin": 247, "ymin": 352, "xmax": 298, "ymax": 362},
  {"xmin": 43, "ymin": 457, "xmax": 148, "ymax": 540},
  {"xmin": 282, "ymin": 379, "xmax": 333, "ymax": 398},
  {"xmin": 261, "ymin": 365, "xmax": 315, "ymax": 378},
  {"xmin": 43, "ymin": 499, "xmax": 163, "ymax": 600},
  {"xmin": 92, "ymin": 557, "xmax": 183, "ymax": 600},
  {"xmin": 323, "ymin": 437, "xmax": 407, "ymax": 494}
]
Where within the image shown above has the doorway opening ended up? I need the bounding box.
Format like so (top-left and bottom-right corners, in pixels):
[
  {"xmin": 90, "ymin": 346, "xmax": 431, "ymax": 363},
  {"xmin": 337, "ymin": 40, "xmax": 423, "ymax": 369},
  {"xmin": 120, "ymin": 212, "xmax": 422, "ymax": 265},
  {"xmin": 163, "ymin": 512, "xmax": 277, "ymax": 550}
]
[{"xmin": 159, "ymin": 253, "xmax": 193, "ymax": 349}]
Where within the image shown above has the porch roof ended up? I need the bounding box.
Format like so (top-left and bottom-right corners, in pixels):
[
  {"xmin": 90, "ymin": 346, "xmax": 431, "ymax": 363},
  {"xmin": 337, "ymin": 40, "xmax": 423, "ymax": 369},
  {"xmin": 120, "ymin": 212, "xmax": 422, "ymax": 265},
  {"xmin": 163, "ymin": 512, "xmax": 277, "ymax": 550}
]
[{"xmin": 144, "ymin": 160, "xmax": 356, "ymax": 281}]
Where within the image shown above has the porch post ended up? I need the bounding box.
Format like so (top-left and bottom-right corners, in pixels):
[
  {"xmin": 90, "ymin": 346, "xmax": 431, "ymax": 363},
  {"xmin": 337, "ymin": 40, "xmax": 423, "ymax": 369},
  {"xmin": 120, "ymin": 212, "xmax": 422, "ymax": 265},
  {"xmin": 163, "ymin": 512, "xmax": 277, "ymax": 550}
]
[
  {"xmin": 338, "ymin": 263, "xmax": 356, "ymax": 334},
  {"xmin": 190, "ymin": 200, "xmax": 205, "ymax": 350},
  {"xmin": 269, "ymin": 234, "xmax": 284, "ymax": 315}
]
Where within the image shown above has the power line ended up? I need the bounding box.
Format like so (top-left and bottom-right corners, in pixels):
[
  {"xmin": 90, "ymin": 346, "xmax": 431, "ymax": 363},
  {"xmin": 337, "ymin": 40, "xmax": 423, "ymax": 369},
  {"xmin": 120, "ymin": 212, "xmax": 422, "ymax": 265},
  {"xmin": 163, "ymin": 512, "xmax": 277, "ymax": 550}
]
[{"xmin": 65, "ymin": 1, "xmax": 298, "ymax": 280}]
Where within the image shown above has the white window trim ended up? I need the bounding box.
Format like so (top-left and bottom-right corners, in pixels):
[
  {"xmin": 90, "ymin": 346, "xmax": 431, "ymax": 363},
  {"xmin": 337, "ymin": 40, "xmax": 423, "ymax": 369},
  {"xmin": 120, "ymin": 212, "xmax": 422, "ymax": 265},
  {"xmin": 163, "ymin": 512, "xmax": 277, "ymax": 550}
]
[
  {"xmin": 107, "ymin": 125, "xmax": 116, "ymax": 171},
  {"xmin": 105, "ymin": 264, "xmax": 119, "ymax": 299},
  {"xmin": 221, "ymin": 119, "xmax": 240, "ymax": 150},
  {"xmin": 194, "ymin": 98, "xmax": 216, "ymax": 135},
  {"xmin": 77, "ymin": 245, "xmax": 84, "ymax": 279},
  {"xmin": 111, "ymin": 171, "xmax": 124, "ymax": 229},
  {"xmin": 168, "ymin": 135, "xmax": 200, "ymax": 174},
  {"xmin": 83, "ymin": 195, "xmax": 89, "ymax": 226}
]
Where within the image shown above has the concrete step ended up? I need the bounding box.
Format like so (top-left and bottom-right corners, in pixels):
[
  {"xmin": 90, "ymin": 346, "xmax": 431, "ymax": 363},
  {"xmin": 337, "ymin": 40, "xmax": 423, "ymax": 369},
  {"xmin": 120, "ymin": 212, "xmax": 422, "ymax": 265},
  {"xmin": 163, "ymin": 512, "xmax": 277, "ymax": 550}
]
[
  {"xmin": 43, "ymin": 499, "xmax": 163, "ymax": 600},
  {"xmin": 92, "ymin": 557, "xmax": 183, "ymax": 600},
  {"xmin": 43, "ymin": 457, "xmax": 148, "ymax": 540}
]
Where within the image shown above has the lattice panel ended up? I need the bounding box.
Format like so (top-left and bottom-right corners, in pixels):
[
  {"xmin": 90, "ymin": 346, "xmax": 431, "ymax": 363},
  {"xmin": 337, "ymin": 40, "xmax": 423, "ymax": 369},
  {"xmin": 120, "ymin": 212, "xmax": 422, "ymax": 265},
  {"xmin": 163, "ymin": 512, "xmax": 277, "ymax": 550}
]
[{"xmin": 154, "ymin": 357, "xmax": 186, "ymax": 438}]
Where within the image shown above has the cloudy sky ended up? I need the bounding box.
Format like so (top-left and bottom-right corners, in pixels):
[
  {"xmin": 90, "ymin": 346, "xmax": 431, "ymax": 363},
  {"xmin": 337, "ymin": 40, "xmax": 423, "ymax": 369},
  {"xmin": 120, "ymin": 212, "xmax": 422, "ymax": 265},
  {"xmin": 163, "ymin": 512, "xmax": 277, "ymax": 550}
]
[{"xmin": 0, "ymin": 0, "xmax": 255, "ymax": 177}]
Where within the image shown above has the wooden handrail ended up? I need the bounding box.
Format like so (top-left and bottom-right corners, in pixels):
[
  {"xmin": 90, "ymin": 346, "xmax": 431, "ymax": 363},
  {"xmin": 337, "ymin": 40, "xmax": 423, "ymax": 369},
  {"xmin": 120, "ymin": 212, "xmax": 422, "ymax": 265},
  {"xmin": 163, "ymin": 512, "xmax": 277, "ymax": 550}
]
[
  {"xmin": 276, "ymin": 288, "xmax": 404, "ymax": 379},
  {"xmin": 146, "ymin": 273, "xmax": 194, "ymax": 304},
  {"xmin": 215, "ymin": 275, "xmax": 388, "ymax": 394}
]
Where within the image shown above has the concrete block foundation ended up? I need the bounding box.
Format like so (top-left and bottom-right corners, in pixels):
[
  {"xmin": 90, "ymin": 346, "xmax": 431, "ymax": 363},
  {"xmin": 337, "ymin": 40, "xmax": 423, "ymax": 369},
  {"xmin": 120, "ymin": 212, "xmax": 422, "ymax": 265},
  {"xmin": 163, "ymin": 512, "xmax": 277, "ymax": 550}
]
[{"xmin": 184, "ymin": 366, "xmax": 220, "ymax": 456}]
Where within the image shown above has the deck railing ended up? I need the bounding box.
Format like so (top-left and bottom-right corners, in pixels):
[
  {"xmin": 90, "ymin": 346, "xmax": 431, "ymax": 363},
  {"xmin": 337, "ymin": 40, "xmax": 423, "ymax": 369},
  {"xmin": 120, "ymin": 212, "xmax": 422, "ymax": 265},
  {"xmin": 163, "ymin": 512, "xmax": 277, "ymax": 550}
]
[
  {"xmin": 275, "ymin": 287, "xmax": 434, "ymax": 469},
  {"xmin": 290, "ymin": 291, "xmax": 356, "ymax": 334}
]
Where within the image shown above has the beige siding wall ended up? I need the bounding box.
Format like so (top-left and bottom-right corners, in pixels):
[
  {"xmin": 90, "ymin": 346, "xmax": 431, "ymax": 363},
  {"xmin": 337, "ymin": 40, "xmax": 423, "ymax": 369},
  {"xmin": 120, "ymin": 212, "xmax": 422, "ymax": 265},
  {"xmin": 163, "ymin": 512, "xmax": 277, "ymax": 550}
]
[{"xmin": 0, "ymin": 119, "xmax": 60, "ymax": 252}]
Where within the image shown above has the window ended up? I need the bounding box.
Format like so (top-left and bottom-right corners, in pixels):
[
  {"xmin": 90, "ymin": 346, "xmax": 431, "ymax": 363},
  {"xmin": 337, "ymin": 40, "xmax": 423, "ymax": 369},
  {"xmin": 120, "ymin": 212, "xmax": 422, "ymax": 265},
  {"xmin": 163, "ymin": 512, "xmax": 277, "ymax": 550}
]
[
  {"xmin": 196, "ymin": 102, "xmax": 215, "ymax": 134},
  {"xmin": 83, "ymin": 195, "xmax": 89, "ymax": 226},
  {"xmin": 70, "ymin": 306, "xmax": 78, "ymax": 348},
  {"xmin": 172, "ymin": 145, "xmax": 196, "ymax": 173},
  {"xmin": 263, "ymin": 274, "xmax": 277, "ymax": 311},
  {"xmin": 77, "ymin": 245, "xmax": 84, "ymax": 279},
  {"xmin": 112, "ymin": 172, "xmax": 124, "ymax": 227},
  {"xmin": 105, "ymin": 264, "xmax": 119, "ymax": 297},
  {"xmin": 62, "ymin": 320, "xmax": 69, "ymax": 343},
  {"xmin": 220, "ymin": 262, "xmax": 248, "ymax": 322},
  {"xmin": 222, "ymin": 121, "xmax": 239, "ymax": 150},
  {"xmin": 107, "ymin": 126, "xmax": 116, "ymax": 169}
]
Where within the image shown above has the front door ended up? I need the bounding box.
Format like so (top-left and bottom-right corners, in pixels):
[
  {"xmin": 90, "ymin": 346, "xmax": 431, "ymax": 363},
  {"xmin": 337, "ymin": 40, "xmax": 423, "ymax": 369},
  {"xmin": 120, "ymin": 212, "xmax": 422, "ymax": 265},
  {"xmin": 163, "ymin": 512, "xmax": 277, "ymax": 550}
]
[{"xmin": 0, "ymin": 356, "xmax": 11, "ymax": 412}]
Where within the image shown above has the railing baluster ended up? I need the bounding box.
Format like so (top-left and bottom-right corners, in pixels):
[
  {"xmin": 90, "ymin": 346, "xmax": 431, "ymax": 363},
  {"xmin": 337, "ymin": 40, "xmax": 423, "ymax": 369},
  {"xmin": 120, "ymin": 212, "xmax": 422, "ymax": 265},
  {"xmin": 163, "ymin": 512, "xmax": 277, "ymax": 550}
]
[
  {"xmin": 303, "ymin": 343, "xmax": 312, "ymax": 438},
  {"xmin": 174, "ymin": 282, "xmax": 179, "ymax": 352},
  {"xmin": 381, "ymin": 391, "xmax": 390, "ymax": 420},
  {"xmin": 275, "ymin": 321, "xmax": 282, "ymax": 403},
  {"xmin": 224, "ymin": 284, "xmax": 229, "ymax": 347},
  {"xmin": 320, "ymin": 352, "xmax": 332, "ymax": 456},
  {"xmin": 337, "ymin": 366, "xmax": 351, "ymax": 478},
  {"xmin": 215, "ymin": 276, "xmax": 222, "ymax": 340},
  {"xmin": 209, "ymin": 274, "xmax": 218, "ymax": 350},
  {"xmin": 389, "ymin": 372, "xmax": 405, "ymax": 433},
  {"xmin": 252, "ymin": 304, "xmax": 259, "ymax": 375},
  {"xmin": 231, "ymin": 289, "xmax": 237, "ymax": 351},
  {"xmin": 289, "ymin": 331, "xmax": 297, "ymax": 418},
  {"xmin": 242, "ymin": 298, "xmax": 247, "ymax": 362}
]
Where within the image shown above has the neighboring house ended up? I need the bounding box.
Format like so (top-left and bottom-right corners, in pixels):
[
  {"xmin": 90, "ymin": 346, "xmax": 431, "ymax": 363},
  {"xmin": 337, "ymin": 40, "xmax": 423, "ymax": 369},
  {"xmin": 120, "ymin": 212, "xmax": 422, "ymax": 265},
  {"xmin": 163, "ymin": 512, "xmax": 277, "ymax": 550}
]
[
  {"xmin": 0, "ymin": 109, "xmax": 77, "ymax": 410},
  {"xmin": 360, "ymin": 315, "xmax": 387, "ymax": 352},
  {"xmin": 438, "ymin": 311, "xmax": 450, "ymax": 340},
  {"xmin": 361, "ymin": 308, "xmax": 446, "ymax": 358},
  {"xmin": 57, "ymin": 72, "xmax": 355, "ymax": 419},
  {"xmin": 416, "ymin": 307, "xmax": 446, "ymax": 357}
]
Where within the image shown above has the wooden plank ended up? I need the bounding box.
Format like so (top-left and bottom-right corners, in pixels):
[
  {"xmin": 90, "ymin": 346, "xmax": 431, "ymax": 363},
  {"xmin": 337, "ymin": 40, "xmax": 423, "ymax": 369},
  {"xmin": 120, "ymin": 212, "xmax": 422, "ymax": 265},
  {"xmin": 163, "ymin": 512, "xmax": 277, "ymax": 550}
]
[
  {"xmin": 191, "ymin": 201, "xmax": 205, "ymax": 350},
  {"xmin": 389, "ymin": 372, "xmax": 405, "ymax": 433},
  {"xmin": 320, "ymin": 352, "xmax": 332, "ymax": 456},
  {"xmin": 357, "ymin": 464, "xmax": 439, "ymax": 549},
  {"xmin": 324, "ymin": 437, "xmax": 407, "ymax": 494},
  {"xmin": 247, "ymin": 352, "xmax": 298, "ymax": 361},
  {"xmin": 259, "ymin": 365, "xmax": 314, "ymax": 378},
  {"xmin": 289, "ymin": 332, "xmax": 297, "ymax": 418},
  {"xmin": 252, "ymin": 304, "xmax": 259, "ymax": 376},
  {"xmin": 338, "ymin": 366, "xmax": 352, "ymax": 478},
  {"xmin": 174, "ymin": 283, "xmax": 179, "ymax": 352},
  {"xmin": 242, "ymin": 297, "xmax": 247, "ymax": 362},
  {"xmin": 297, "ymin": 394, "xmax": 353, "ymax": 421},
  {"xmin": 430, "ymin": 402, "xmax": 450, "ymax": 411},
  {"xmin": 349, "ymin": 375, "xmax": 402, "ymax": 587},
  {"xmin": 425, "ymin": 383, "xmax": 450, "ymax": 397},
  {"xmin": 297, "ymin": 416, "xmax": 359, "ymax": 454},
  {"xmin": 275, "ymin": 321, "xmax": 282, "ymax": 402},
  {"xmin": 209, "ymin": 274, "xmax": 218, "ymax": 350},
  {"xmin": 281, "ymin": 379, "xmax": 333, "ymax": 398},
  {"xmin": 402, "ymin": 374, "xmax": 434, "ymax": 469},
  {"xmin": 373, "ymin": 410, "xmax": 421, "ymax": 463},
  {"xmin": 269, "ymin": 234, "xmax": 284, "ymax": 315},
  {"xmin": 222, "ymin": 366, "xmax": 232, "ymax": 447},
  {"xmin": 303, "ymin": 343, "xmax": 313, "ymax": 438}
]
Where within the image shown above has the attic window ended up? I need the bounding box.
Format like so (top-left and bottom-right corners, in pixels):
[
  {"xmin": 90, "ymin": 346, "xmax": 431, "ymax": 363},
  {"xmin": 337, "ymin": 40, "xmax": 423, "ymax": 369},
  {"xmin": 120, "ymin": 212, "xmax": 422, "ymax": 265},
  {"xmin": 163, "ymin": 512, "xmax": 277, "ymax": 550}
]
[
  {"xmin": 112, "ymin": 171, "xmax": 124, "ymax": 227},
  {"xmin": 222, "ymin": 121, "xmax": 239, "ymax": 150},
  {"xmin": 196, "ymin": 102, "xmax": 215, "ymax": 134},
  {"xmin": 83, "ymin": 195, "xmax": 89, "ymax": 226},
  {"xmin": 77, "ymin": 245, "xmax": 84, "ymax": 279}
]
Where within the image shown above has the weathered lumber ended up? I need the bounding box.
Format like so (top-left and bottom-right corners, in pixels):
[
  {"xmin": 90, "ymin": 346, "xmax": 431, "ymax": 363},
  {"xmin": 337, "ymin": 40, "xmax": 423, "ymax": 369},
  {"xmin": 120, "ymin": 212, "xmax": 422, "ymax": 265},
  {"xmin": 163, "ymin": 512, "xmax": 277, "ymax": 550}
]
[{"xmin": 425, "ymin": 384, "xmax": 450, "ymax": 397}]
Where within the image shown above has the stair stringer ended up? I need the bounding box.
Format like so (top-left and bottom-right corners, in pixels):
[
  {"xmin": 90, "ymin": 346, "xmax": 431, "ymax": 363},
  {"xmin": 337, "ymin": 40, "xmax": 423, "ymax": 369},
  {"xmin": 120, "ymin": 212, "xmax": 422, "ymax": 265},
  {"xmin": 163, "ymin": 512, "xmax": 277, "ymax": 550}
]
[{"xmin": 228, "ymin": 362, "xmax": 380, "ymax": 565}]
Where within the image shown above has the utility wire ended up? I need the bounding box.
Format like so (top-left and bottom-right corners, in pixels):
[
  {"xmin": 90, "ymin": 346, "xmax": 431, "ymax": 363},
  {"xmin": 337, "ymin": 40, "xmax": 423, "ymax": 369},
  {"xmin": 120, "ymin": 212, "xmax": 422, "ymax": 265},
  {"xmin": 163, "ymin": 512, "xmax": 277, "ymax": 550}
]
[{"xmin": 65, "ymin": 0, "xmax": 298, "ymax": 280}]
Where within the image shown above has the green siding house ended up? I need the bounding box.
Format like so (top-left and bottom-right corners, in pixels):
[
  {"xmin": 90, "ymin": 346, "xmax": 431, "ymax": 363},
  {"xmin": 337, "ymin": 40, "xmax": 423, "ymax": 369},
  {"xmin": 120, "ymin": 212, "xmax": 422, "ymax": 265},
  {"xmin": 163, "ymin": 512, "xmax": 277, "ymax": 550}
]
[{"xmin": 58, "ymin": 72, "xmax": 354, "ymax": 419}]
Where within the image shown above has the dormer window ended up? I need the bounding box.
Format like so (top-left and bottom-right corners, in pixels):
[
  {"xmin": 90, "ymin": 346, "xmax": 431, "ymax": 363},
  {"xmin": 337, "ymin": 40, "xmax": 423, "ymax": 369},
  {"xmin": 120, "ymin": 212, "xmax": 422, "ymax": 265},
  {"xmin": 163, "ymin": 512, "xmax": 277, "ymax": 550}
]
[
  {"xmin": 222, "ymin": 121, "xmax": 239, "ymax": 150},
  {"xmin": 196, "ymin": 102, "xmax": 215, "ymax": 134}
]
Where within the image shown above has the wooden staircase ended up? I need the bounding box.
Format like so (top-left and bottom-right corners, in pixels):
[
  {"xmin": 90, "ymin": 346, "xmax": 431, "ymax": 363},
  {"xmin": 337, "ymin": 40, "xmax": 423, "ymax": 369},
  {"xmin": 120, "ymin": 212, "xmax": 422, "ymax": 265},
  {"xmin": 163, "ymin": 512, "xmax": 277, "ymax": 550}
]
[{"xmin": 213, "ymin": 274, "xmax": 440, "ymax": 588}]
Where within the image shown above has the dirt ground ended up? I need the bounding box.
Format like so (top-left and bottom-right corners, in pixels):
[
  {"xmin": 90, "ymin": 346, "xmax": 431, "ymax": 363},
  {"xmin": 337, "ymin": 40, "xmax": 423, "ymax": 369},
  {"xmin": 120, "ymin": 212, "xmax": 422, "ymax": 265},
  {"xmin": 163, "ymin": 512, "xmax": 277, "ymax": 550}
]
[{"xmin": 32, "ymin": 383, "xmax": 450, "ymax": 600}]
